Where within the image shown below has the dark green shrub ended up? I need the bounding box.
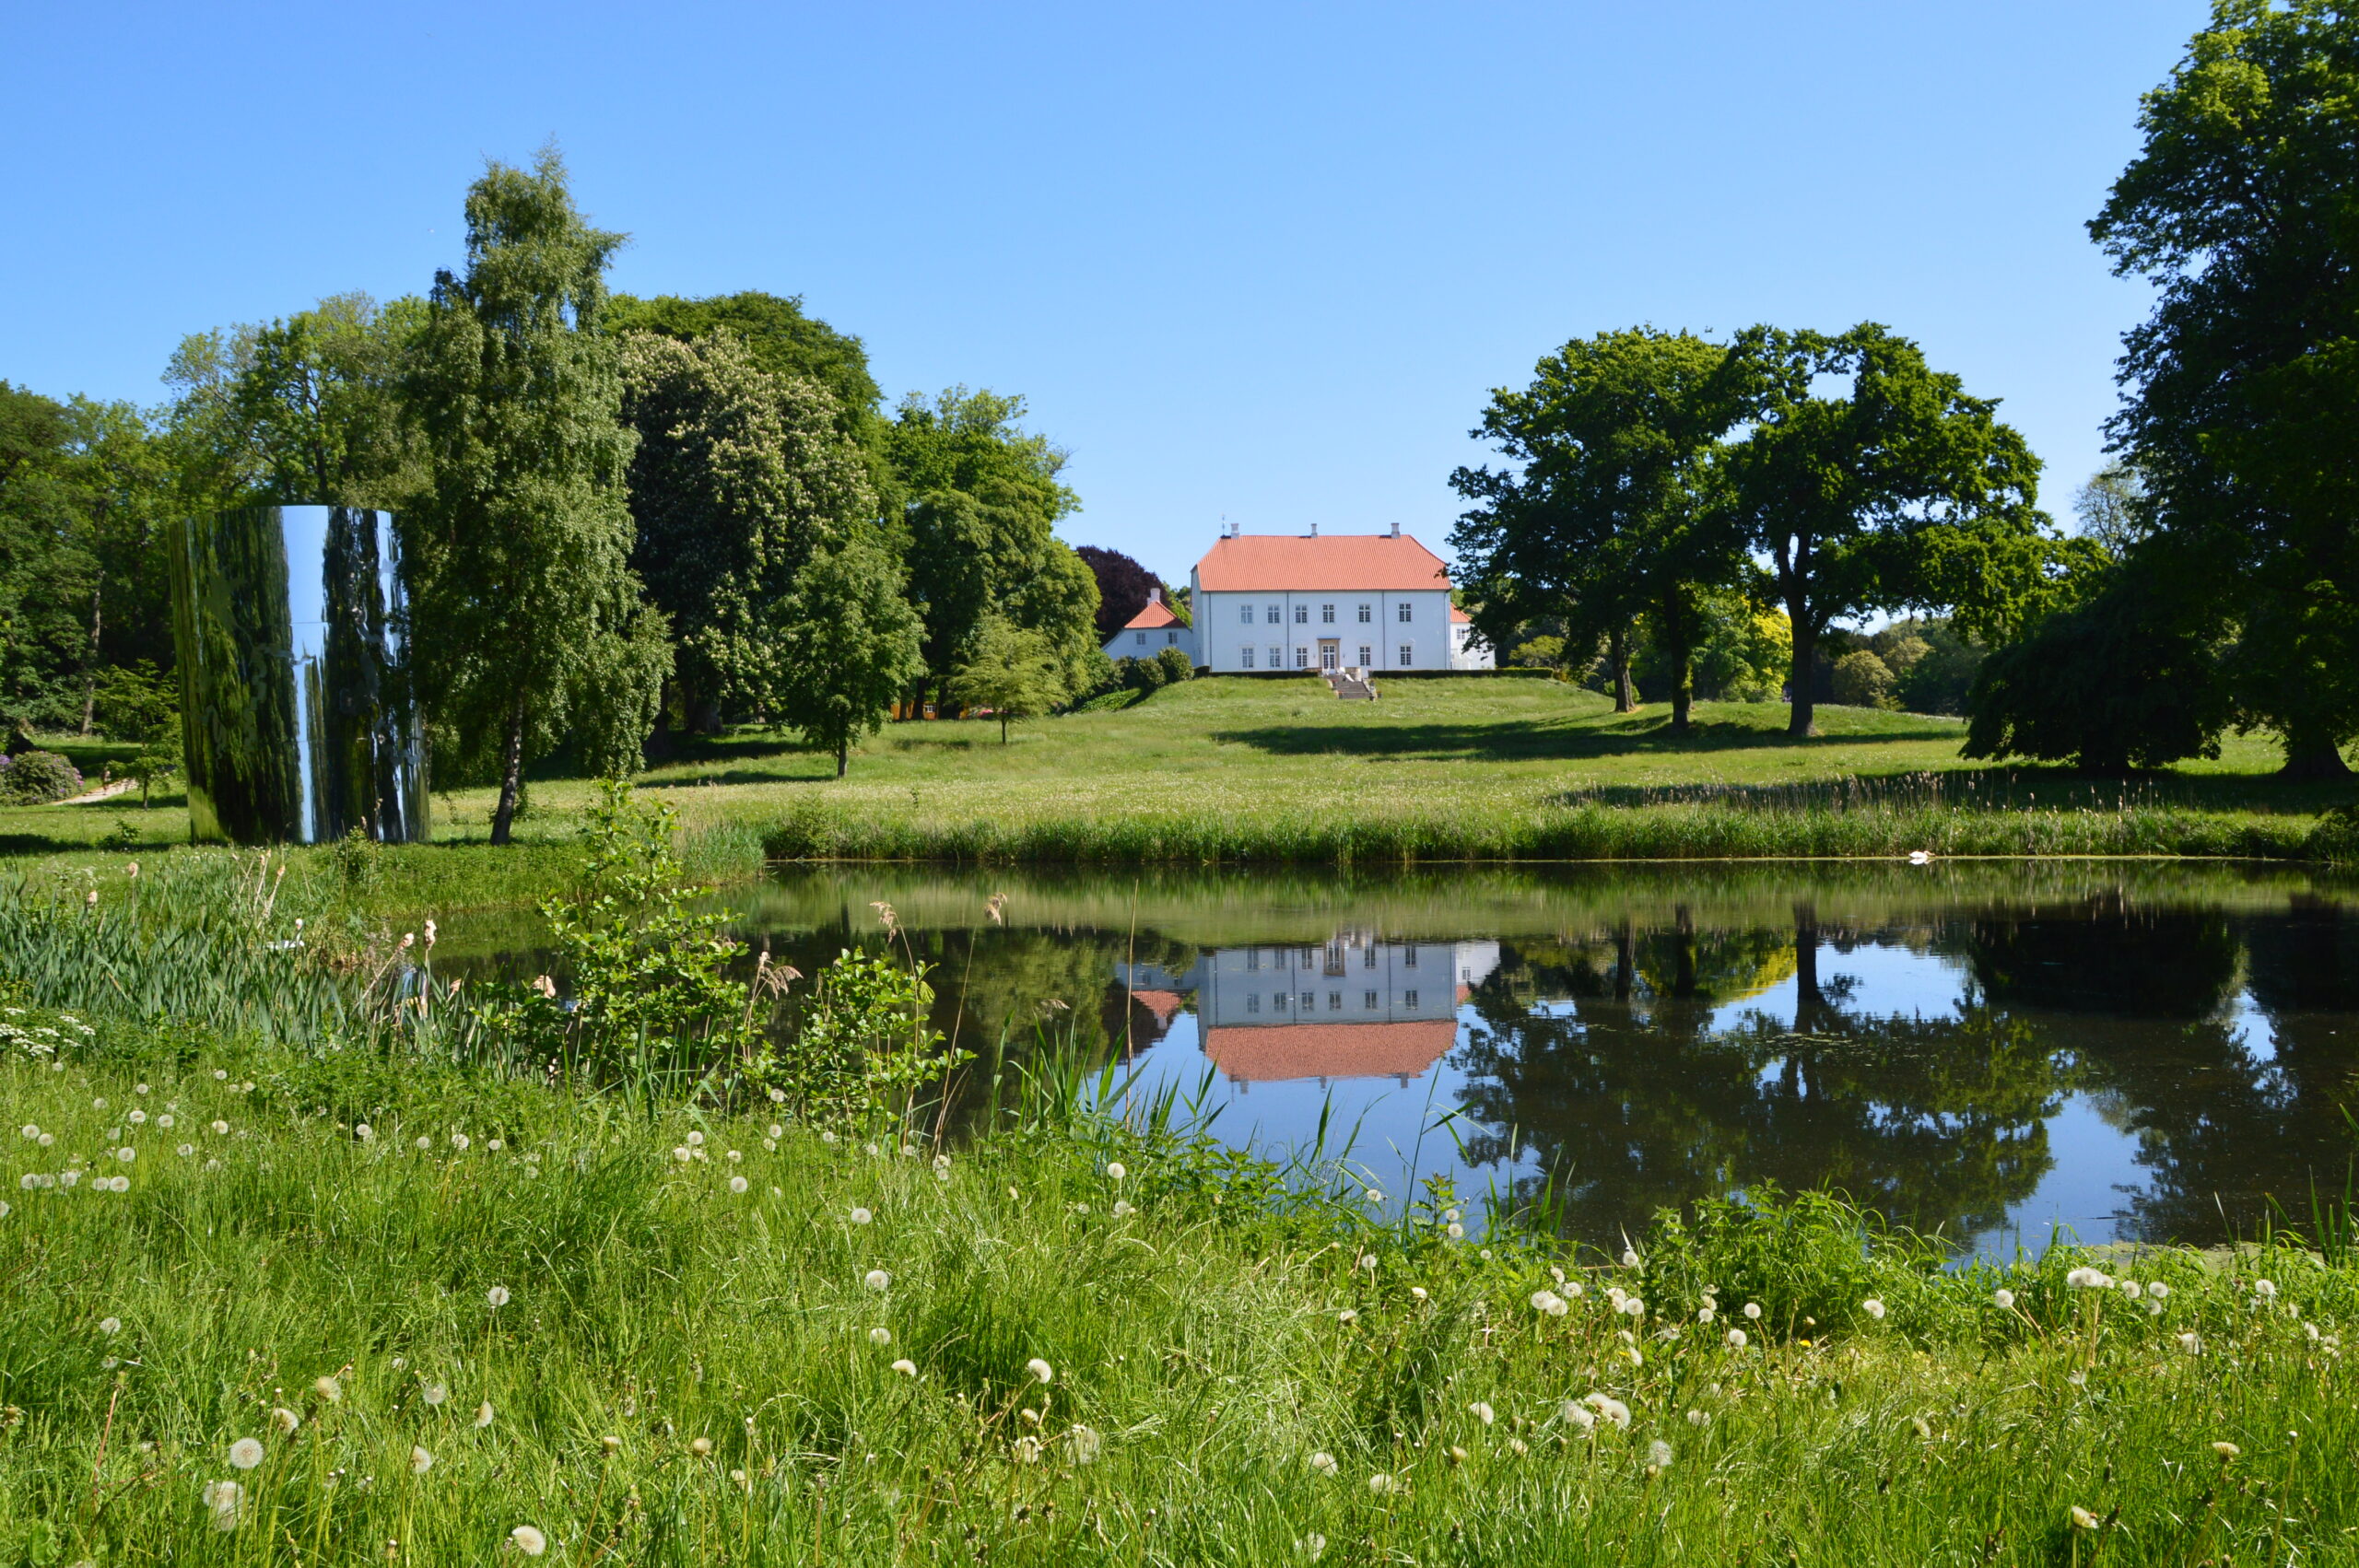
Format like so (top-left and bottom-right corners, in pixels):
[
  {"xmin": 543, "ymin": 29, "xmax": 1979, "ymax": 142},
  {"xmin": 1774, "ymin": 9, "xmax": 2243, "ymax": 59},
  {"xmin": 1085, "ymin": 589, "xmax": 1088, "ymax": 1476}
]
[
  {"xmin": 1155, "ymin": 646, "xmax": 1195, "ymax": 685},
  {"xmin": 0, "ymin": 750, "xmax": 82, "ymax": 804},
  {"xmin": 1118, "ymin": 656, "xmax": 1168, "ymax": 696}
]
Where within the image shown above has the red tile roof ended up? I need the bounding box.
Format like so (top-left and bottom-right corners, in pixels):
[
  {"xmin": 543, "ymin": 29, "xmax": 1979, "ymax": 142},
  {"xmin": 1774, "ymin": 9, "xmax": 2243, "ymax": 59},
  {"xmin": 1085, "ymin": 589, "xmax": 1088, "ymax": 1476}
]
[
  {"xmin": 1194, "ymin": 533, "xmax": 1454, "ymax": 592},
  {"xmin": 1121, "ymin": 599, "xmax": 1181, "ymax": 631},
  {"xmin": 1449, "ymin": 605, "xmax": 1471, "ymax": 624},
  {"xmin": 1202, "ymin": 1021, "xmax": 1456, "ymax": 1082}
]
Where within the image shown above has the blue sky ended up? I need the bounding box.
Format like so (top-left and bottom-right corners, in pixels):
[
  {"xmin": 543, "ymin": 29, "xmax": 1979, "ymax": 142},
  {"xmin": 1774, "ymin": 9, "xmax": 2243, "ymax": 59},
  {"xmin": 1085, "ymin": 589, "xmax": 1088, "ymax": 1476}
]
[{"xmin": 3, "ymin": 1, "xmax": 2205, "ymax": 582}]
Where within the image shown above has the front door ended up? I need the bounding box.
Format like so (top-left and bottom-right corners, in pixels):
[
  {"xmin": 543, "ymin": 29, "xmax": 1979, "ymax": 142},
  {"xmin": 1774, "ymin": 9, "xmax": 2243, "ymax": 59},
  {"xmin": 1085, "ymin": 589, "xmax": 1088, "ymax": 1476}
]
[{"xmin": 1319, "ymin": 639, "xmax": 1339, "ymax": 672}]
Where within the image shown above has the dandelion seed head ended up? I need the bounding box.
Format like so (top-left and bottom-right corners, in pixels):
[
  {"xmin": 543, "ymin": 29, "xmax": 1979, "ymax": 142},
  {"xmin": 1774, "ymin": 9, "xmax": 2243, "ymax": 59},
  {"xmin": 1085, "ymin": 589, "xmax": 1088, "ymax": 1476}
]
[
  {"xmin": 891, "ymin": 1358, "xmax": 917, "ymax": 1376},
  {"xmin": 2255, "ymin": 1278, "xmax": 2278, "ymax": 1299},
  {"xmin": 864, "ymin": 1270, "xmax": 890, "ymax": 1292},
  {"xmin": 1446, "ymin": 1223, "xmax": 1464, "ymax": 1239},
  {"xmin": 271, "ymin": 1407, "xmax": 299, "ymax": 1434},
  {"xmin": 1367, "ymin": 1472, "xmax": 1395, "ymax": 1494},
  {"xmin": 2213, "ymin": 1441, "xmax": 2240, "ymax": 1460},
  {"xmin": 410, "ymin": 1445, "xmax": 433, "ymax": 1474},
  {"xmin": 487, "ymin": 1285, "xmax": 511, "ymax": 1308},
  {"xmin": 870, "ymin": 1328, "xmax": 892, "ymax": 1346},
  {"xmin": 729, "ymin": 1175, "xmax": 748, "ymax": 1194},
  {"xmin": 1621, "ymin": 1248, "xmax": 1639, "ymax": 1268},
  {"xmin": 215, "ymin": 1121, "xmax": 231, "ymax": 1136},
  {"xmin": 1027, "ymin": 1357, "xmax": 1053, "ymax": 1383},
  {"xmin": 510, "ymin": 1525, "xmax": 547, "ymax": 1556},
  {"xmin": 1562, "ymin": 1401, "xmax": 1596, "ymax": 1432},
  {"xmin": 422, "ymin": 1382, "xmax": 447, "ymax": 1407},
  {"xmin": 1410, "ymin": 1286, "xmax": 1428, "ymax": 1301},
  {"xmin": 690, "ymin": 1436, "xmax": 713, "ymax": 1456},
  {"xmin": 1725, "ymin": 1328, "xmax": 1747, "ymax": 1349},
  {"xmin": 687, "ymin": 1130, "xmax": 704, "ymax": 1147},
  {"xmin": 1861, "ymin": 1298, "xmax": 1886, "ymax": 1320},
  {"xmin": 204, "ymin": 1479, "xmax": 245, "ymax": 1529},
  {"xmin": 228, "ymin": 1437, "xmax": 264, "ymax": 1469},
  {"xmin": 314, "ymin": 1375, "xmax": 342, "ymax": 1403},
  {"xmin": 1743, "ymin": 1302, "xmax": 1761, "ymax": 1319},
  {"xmin": 850, "ymin": 1206, "xmax": 873, "ymax": 1225},
  {"xmin": 1309, "ymin": 1450, "xmax": 1338, "ymax": 1475},
  {"xmin": 1993, "ymin": 1288, "xmax": 2015, "ymax": 1309},
  {"xmin": 475, "ymin": 1402, "xmax": 495, "ymax": 1429},
  {"xmin": 2070, "ymin": 1505, "xmax": 2099, "ymax": 1530},
  {"xmin": 1338, "ymin": 1308, "xmax": 1358, "ymax": 1324},
  {"xmin": 1649, "ymin": 1439, "xmax": 1673, "ymax": 1468},
  {"xmin": 99, "ymin": 1316, "xmax": 121, "ymax": 1336}
]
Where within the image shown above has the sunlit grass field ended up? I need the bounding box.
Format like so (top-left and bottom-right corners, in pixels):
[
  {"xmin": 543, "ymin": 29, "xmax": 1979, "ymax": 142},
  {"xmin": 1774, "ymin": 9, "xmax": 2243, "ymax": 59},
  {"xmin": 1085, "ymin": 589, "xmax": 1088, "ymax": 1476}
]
[
  {"xmin": 2, "ymin": 678, "xmax": 2348, "ymax": 871},
  {"xmin": 7, "ymin": 1047, "xmax": 2359, "ymax": 1564}
]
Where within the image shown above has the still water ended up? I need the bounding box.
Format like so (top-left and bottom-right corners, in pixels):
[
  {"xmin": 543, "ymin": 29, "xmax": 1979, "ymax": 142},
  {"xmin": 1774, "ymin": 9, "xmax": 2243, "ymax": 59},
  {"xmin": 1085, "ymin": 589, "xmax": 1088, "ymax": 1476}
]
[{"xmin": 444, "ymin": 862, "xmax": 2359, "ymax": 1257}]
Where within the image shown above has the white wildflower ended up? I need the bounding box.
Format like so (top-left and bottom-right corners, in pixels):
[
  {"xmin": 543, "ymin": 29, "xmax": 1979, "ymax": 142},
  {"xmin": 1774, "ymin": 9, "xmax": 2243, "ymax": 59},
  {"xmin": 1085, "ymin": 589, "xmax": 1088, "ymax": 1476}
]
[
  {"xmin": 487, "ymin": 1285, "xmax": 511, "ymax": 1308},
  {"xmin": 1105, "ymin": 1162, "xmax": 1127, "ymax": 1181},
  {"xmin": 864, "ymin": 1270, "xmax": 889, "ymax": 1291},
  {"xmin": 1743, "ymin": 1302, "xmax": 1761, "ymax": 1319},
  {"xmin": 729, "ymin": 1176, "xmax": 748, "ymax": 1194},
  {"xmin": 891, "ymin": 1358, "xmax": 917, "ymax": 1376},
  {"xmin": 1861, "ymin": 1298, "xmax": 1886, "ymax": 1320},
  {"xmin": 850, "ymin": 1207, "xmax": 873, "ymax": 1225},
  {"xmin": 1027, "ymin": 1357, "xmax": 1053, "ymax": 1383},
  {"xmin": 1993, "ymin": 1288, "xmax": 2015, "ymax": 1309},
  {"xmin": 1309, "ymin": 1451, "xmax": 1338, "ymax": 1475},
  {"xmin": 1469, "ymin": 1400, "xmax": 1494, "ymax": 1426},
  {"xmin": 510, "ymin": 1525, "xmax": 547, "ymax": 1556},
  {"xmin": 1649, "ymin": 1439, "xmax": 1673, "ymax": 1468},
  {"xmin": 1725, "ymin": 1328, "xmax": 1747, "ymax": 1349},
  {"xmin": 228, "ymin": 1437, "xmax": 264, "ymax": 1469},
  {"xmin": 411, "ymin": 1445, "xmax": 433, "ymax": 1474}
]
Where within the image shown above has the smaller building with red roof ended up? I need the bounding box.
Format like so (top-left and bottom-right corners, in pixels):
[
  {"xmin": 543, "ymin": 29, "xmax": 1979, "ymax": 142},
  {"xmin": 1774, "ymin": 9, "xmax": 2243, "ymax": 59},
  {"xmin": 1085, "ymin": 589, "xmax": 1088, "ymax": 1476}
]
[{"xmin": 1100, "ymin": 586, "xmax": 1198, "ymax": 664}]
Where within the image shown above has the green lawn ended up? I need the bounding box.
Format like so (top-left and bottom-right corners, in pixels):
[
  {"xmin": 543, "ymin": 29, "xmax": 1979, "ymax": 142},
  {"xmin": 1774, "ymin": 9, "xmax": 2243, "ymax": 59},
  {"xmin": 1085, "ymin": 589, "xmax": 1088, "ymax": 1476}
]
[{"xmin": 0, "ymin": 679, "xmax": 2351, "ymax": 870}]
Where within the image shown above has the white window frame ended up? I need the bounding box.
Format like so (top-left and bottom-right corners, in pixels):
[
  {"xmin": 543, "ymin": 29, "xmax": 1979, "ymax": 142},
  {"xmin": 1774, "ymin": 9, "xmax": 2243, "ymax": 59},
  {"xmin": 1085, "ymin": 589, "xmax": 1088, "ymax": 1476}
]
[
  {"xmin": 1320, "ymin": 603, "xmax": 1334, "ymax": 624},
  {"xmin": 1397, "ymin": 602, "xmax": 1414, "ymax": 623},
  {"xmin": 1357, "ymin": 603, "xmax": 1372, "ymax": 623},
  {"xmin": 1240, "ymin": 646, "xmax": 1255, "ymax": 669},
  {"xmin": 1238, "ymin": 603, "xmax": 1253, "ymax": 624},
  {"xmin": 1398, "ymin": 644, "xmax": 1414, "ymax": 667}
]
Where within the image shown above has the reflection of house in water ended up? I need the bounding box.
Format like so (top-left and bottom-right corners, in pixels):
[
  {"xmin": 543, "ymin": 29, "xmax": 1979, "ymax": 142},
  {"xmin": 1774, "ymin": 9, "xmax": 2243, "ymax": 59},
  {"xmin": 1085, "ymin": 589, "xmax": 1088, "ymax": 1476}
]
[{"xmin": 1117, "ymin": 937, "xmax": 1501, "ymax": 1086}]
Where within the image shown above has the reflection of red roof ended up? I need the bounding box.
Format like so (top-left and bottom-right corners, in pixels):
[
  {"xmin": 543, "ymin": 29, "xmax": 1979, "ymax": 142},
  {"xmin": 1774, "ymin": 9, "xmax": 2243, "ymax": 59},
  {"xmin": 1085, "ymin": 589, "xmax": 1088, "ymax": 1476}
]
[
  {"xmin": 1130, "ymin": 989, "xmax": 1186, "ymax": 1026},
  {"xmin": 1203, "ymin": 1021, "xmax": 1456, "ymax": 1082},
  {"xmin": 1195, "ymin": 534, "xmax": 1453, "ymax": 592},
  {"xmin": 1123, "ymin": 599, "xmax": 1181, "ymax": 631}
]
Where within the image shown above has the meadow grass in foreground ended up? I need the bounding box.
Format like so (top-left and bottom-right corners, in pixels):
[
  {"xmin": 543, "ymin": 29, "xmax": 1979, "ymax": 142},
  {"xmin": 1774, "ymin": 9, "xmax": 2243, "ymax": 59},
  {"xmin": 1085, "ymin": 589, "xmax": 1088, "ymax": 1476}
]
[{"xmin": 5, "ymin": 1043, "xmax": 2359, "ymax": 1563}]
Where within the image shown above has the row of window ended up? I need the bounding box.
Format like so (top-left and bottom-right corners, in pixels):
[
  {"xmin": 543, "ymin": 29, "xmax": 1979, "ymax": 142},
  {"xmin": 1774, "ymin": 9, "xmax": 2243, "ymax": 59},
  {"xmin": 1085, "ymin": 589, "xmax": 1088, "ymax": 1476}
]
[
  {"xmin": 1239, "ymin": 603, "xmax": 1414, "ymax": 625},
  {"xmin": 1244, "ymin": 947, "xmax": 1420, "ymax": 971},
  {"xmin": 1245, "ymin": 989, "xmax": 1420, "ymax": 1013},
  {"xmin": 1238, "ymin": 645, "xmax": 1415, "ymax": 669},
  {"xmin": 1129, "ymin": 629, "xmax": 1181, "ymax": 646}
]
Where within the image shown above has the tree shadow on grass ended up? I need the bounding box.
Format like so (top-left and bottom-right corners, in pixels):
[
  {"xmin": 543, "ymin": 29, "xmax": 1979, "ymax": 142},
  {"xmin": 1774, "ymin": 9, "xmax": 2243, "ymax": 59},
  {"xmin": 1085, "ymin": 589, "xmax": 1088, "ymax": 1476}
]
[{"xmin": 1210, "ymin": 713, "xmax": 1961, "ymax": 764}]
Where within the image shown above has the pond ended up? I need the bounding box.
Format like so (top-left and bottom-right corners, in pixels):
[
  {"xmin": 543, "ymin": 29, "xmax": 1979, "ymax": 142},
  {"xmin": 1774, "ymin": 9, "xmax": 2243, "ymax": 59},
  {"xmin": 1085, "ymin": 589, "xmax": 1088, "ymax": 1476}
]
[{"xmin": 439, "ymin": 861, "xmax": 2359, "ymax": 1258}]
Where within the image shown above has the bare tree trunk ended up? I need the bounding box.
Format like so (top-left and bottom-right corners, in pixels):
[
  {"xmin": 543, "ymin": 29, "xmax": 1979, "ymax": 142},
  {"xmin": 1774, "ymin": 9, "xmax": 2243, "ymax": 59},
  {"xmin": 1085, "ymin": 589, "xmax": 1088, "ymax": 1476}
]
[
  {"xmin": 1608, "ymin": 623, "xmax": 1636, "ymax": 713},
  {"xmin": 1787, "ymin": 618, "xmax": 1819, "ymax": 739},
  {"xmin": 77, "ymin": 575, "xmax": 104, "ymax": 736},
  {"xmin": 490, "ymin": 694, "xmax": 527, "ymax": 846},
  {"xmin": 836, "ymin": 743, "xmax": 849, "ymax": 778},
  {"xmin": 2279, "ymin": 728, "xmax": 2353, "ymax": 780},
  {"xmin": 1663, "ymin": 596, "xmax": 1695, "ymax": 735}
]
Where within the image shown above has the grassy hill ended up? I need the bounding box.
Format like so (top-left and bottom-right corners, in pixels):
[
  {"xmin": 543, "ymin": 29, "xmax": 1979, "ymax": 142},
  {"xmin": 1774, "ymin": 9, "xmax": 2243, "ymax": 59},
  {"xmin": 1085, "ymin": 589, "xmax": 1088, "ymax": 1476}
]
[{"xmin": 1, "ymin": 676, "xmax": 2349, "ymax": 869}]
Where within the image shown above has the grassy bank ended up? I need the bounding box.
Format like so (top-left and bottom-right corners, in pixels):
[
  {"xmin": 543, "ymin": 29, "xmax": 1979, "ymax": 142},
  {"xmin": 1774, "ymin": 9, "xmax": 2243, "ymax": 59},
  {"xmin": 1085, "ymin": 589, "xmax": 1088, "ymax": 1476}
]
[{"xmin": 6, "ymin": 1047, "xmax": 2358, "ymax": 1564}]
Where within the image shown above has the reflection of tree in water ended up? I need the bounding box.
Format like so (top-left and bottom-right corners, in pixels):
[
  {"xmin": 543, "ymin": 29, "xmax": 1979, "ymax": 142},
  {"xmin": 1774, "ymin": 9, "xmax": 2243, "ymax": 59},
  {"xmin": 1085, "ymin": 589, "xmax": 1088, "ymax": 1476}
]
[
  {"xmin": 1453, "ymin": 907, "xmax": 2068, "ymax": 1250},
  {"xmin": 1971, "ymin": 894, "xmax": 2359, "ymax": 1243}
]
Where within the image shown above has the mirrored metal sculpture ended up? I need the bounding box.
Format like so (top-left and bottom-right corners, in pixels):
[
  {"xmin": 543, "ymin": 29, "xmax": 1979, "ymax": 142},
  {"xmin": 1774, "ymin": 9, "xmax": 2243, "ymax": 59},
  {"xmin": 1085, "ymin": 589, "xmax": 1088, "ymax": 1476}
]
[{"xmin": 169, "ymin": 505, "xmax": 428, "ymax": 844}]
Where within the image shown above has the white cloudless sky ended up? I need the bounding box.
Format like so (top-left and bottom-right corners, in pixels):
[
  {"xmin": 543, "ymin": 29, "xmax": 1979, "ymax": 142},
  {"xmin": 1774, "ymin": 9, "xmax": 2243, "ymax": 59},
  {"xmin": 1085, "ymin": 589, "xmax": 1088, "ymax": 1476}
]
[{"xmin": 1, "ymin": 1, "xmax": 2207, "ymax": 581}]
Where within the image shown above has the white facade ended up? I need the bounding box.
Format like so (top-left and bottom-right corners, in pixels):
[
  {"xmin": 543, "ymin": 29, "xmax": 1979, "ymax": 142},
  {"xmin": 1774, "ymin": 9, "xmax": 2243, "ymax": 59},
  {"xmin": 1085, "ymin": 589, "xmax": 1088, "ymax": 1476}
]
[
  {"xmin": 1102, "ymin": 620, "xmax": 1196, "ymax": 662},
  {"xmin": 1449, "ymin": 613, "xmax": 1496, "ymax": 671},
  {"xmin": 1193, "ymin": 589, "xmax": 1460, "ymax": 673}
]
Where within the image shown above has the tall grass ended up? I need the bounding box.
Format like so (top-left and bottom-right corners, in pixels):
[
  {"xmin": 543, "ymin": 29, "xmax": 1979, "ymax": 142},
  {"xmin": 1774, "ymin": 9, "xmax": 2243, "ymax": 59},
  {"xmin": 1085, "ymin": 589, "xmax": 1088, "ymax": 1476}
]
[
  {"xmin": 762, "ymin": 792, "xmax": 2326, "ymax": 865},
  {"xmin": 6, "ymin": 1051, "xmax": 2359, "ymax": 1563}
]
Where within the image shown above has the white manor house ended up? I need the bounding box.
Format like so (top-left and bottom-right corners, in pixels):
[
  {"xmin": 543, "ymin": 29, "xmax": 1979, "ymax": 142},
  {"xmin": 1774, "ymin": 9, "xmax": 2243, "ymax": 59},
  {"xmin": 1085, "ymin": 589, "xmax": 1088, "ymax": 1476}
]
[{"xmin": 1105, "ymin": 526, "xmax": 1493, "ymax": 673}]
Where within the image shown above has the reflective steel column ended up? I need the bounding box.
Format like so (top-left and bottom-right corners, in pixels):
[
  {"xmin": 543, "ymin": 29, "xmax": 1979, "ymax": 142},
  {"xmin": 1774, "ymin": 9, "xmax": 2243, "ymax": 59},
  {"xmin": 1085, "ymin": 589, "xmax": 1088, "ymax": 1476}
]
[{"xmin": 170, "ymin": 505, "xmax": 428, "ymax": 844}]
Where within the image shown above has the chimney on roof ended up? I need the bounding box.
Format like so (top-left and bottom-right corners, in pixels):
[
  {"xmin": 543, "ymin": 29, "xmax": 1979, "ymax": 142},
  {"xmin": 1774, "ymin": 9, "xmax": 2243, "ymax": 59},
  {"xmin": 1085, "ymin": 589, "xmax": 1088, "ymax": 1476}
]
[
  {"xmin": 1309, "ymin": 522, "xmax": 1319, "ymax": 537},
  {"xmin": 1391, "ymin": 521, "xmax": 1401, "ymax": 538},
  {"xmin": 1149, "ymin": 586, "xmax": 1161, "ymax": 604}
]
